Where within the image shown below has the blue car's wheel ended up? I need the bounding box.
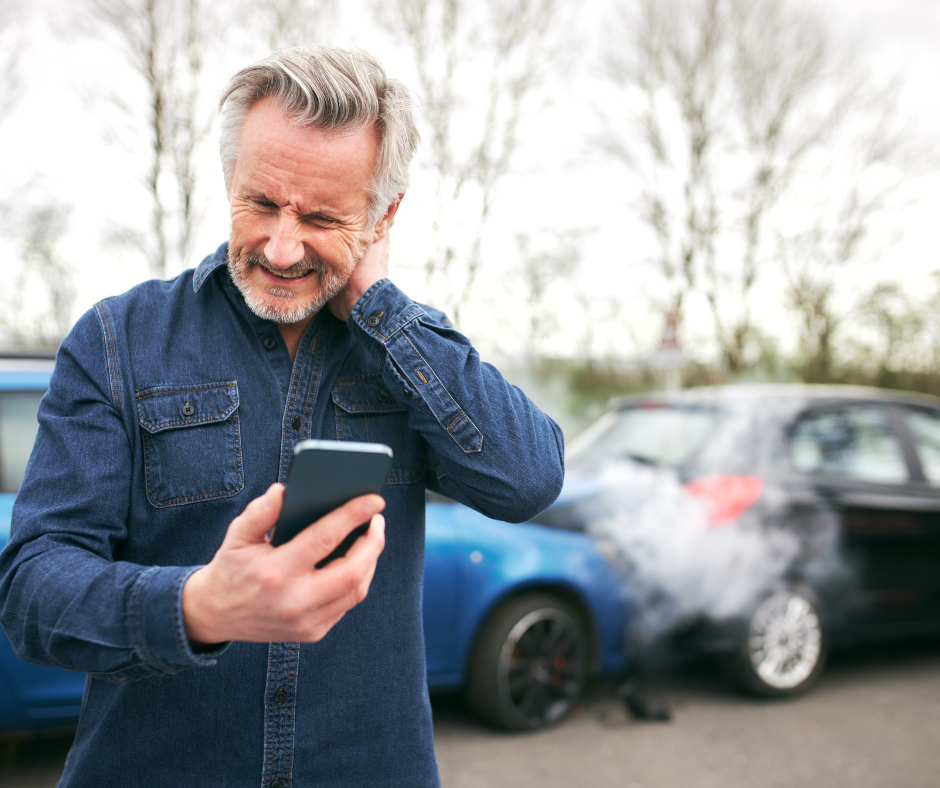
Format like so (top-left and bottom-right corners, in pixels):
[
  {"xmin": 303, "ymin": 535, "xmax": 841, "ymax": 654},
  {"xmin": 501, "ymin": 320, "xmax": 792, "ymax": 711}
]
[{"xmin": 466, "ymin": 594, "xmax": 588, "ymax": 730}]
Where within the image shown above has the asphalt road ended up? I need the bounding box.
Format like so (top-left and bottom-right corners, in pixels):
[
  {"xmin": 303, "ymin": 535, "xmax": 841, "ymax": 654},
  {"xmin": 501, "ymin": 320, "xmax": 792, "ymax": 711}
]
[
  {"xmin": 434, "ymin": 639, "xmax": 940, "ymax": 788},
  {"xmin": 4, "ymin": 639, "xmax": 940, "ymax": 787}
]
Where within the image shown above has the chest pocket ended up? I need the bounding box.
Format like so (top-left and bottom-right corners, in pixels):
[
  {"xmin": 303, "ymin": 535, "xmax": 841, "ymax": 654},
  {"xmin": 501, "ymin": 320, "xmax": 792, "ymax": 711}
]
[
  {"xmin": 332, "ymin": 375, "xmax": 424, "ymax": 485},
  {"xmin": 136, "ymin": 381, "xmax": 244, "ymax": 508}
]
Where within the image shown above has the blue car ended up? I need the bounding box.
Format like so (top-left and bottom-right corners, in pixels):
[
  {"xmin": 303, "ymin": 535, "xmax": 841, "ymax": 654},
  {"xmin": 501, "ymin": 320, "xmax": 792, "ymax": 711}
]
[
  {"xmin": 0, "ymin": 356, "xmax": 86, "ymax": 735},
  {"xmin": 0, "ymin": 355, "xmax": 630, "ymax": 734}
]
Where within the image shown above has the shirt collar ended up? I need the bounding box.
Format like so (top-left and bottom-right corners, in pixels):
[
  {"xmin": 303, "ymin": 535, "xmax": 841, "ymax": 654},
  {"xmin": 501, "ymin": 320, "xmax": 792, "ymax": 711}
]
[{"xmin": 193, "ymin": 242, "xmax": 230, "ymax": 293}]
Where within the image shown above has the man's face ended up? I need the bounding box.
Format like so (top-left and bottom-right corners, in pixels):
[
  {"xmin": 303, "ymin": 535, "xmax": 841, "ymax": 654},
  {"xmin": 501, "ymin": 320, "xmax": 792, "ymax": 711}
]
[{"xmin": 227, "ymin": 97, "xmax": 380, "ymax": 324}]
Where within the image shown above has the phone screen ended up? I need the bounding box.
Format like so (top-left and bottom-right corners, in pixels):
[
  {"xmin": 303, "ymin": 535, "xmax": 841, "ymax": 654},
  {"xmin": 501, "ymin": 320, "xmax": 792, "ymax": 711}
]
[{"xmin": 271, "ymin": 440, "xmax": 393, "ymax": 563}]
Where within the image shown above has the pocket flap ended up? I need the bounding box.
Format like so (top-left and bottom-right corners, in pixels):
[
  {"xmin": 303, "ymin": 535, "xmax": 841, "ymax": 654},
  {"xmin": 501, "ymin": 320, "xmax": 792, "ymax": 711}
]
[
  {"xmin": 332, "ymin": 375, "xmax": 405, "ymax": 414},
  {"xmin": 137, "ymin": 381, "xmax": 239, "ymax": 434}
]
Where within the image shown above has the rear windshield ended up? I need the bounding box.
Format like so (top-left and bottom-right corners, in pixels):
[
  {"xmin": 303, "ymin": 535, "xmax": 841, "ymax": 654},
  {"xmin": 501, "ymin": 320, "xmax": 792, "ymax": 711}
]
[{"xmin": 567, "ymin": 405, "xmax": 720, "ymax": 470}]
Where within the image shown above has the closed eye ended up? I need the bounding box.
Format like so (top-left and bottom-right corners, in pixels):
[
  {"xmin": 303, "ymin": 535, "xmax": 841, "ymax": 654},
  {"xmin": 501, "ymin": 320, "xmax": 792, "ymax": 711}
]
[{"xmin": 302, "ymin": 213, "xmax": 340, "ymax": 226}]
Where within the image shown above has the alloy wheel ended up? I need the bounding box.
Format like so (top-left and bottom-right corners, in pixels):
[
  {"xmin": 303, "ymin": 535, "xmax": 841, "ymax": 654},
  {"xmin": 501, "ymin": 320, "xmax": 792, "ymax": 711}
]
[
  {"xmin": 496, "ymin": 607, "xmax": 585, "ymax": 727},
  {"xmin": 747, "ymin": 590, "xmax": 823, "ymax": 691}
]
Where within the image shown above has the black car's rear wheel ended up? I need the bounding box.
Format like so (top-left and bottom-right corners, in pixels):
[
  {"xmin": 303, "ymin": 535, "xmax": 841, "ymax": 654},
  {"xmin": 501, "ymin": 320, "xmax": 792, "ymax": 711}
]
[
  {"xmin": 466, "ymin": 594, "xmax": 588, "ymax": 730},
  {"xmin": 725, "ymin": 586, "xmax": 827, "ymax": 698}
]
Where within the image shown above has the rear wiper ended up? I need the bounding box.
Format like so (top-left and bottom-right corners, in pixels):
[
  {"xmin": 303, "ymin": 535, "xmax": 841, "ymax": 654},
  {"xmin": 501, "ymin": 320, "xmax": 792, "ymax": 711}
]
[{"xmin": 621, "ymin": 452, "xmax": 658, "ymax": 466}]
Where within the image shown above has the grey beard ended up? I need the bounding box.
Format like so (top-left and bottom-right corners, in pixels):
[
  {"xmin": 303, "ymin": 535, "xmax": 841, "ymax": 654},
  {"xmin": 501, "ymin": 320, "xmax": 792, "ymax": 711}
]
[{"xmin": 228, "ymin": 250, "xmax": 348, "ymax": 324}]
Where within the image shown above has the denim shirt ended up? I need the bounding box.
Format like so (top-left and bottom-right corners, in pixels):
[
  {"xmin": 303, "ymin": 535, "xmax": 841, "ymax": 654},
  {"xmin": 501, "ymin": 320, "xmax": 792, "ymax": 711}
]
[{"xmin": 0, "ymin": 243, "xmax": 564, "ymax": 788}]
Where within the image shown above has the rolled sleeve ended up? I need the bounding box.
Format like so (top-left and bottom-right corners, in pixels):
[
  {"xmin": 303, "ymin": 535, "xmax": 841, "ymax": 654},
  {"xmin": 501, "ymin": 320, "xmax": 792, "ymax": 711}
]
[
  {"xmin": 347, "ymin": 279, "xmax": 564, "ymax": 522},
  {"xmin": 127, "ymin": 566, "xmax": 228, "ymax": 676},
  {"xmin": 0, "ymin": 308, "xmax": 227, "ymax": 680}
]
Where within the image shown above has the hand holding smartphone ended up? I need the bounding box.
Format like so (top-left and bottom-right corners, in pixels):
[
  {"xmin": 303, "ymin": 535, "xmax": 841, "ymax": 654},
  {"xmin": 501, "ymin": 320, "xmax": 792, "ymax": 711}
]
[{"xmin": 271, "ymin": 440, "xmax": 393, "ymax": 566}]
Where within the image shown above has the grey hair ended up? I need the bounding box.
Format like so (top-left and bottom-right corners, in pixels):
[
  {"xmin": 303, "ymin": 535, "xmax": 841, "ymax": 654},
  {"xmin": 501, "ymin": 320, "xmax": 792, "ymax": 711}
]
[{"xmin": 219, "ymin": 46, "xmax": 420, "ymax": 227}]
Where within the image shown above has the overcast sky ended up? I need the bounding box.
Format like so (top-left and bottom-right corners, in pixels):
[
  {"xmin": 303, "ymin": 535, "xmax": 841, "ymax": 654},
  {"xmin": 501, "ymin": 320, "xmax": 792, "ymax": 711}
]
[{"xmin": 1, "ymin": 0, "xmax": 938, "ymax": 360}]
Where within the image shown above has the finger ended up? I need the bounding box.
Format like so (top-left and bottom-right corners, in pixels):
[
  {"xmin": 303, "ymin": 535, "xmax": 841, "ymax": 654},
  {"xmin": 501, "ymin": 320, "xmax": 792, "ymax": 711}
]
[
  {"xmin": 359, "ymin": 232, "xmax": 390, "ymax": 273},
  {"xmin": 370, "ymin": 231, "xmax": 390, "ymax": 258},
  {"xmin": 301, "ymin": 557, "xmax": 377, "ymax": 640},
  {"xmin": 335, "ymin": 512, "xmax": 386, "ymax": 571},
  {"xmin": 289, "ymin": 579, "xmax": 357, "ymax": 643},
  {"xmin": 225, "ymin": 484, "xmax": 284, "ymax": 547},
  {"xmin": 294, "ymin": 529, "xmax": 384, "ymax": 641},
  {"xmin": 278, "ymin": 494, "xmax": 385, "ymax": 574},
  {"xmin": 294, "ymin": 514, "xmax": 385, "ymax": 618}
]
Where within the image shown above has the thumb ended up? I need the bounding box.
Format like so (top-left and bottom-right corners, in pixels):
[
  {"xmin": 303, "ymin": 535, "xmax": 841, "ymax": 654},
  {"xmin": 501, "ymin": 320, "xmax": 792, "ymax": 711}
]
[{"xmin": 225, "ymin": 483, "xmax": 284, "ymax": 546}]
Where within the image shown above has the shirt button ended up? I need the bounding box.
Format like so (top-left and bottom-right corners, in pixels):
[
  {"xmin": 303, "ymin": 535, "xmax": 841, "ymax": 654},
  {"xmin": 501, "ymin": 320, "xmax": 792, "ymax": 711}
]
[
  {"xmin": 291, "ymin": 416, "xmax": 301, "ymax": 431},
  {"xmin": 263, "ymin": 337, "xmax": 277, "ymax": 349},
  {"xmin": 181, "ymin": 403, "xmax": 195, "ymax": 417},
  {"xmin": 274, "ymin": 688, "xmax": 287, "ymax": 704},
  {"xmin": 366, "ymin": 315, "xmax": 381, "ymax": 327},
  {"xmin": 271, "ymin": 779, "xmax": 283, "ymax": 788},
  {"xmin": 377, "ymin": 391, "xmax": 389, "ymax": 403}
]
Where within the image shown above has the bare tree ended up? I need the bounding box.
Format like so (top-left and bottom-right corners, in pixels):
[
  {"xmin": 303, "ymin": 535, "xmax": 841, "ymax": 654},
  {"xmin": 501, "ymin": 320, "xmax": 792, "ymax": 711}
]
[
  {"xmin": 0, "ymin": 1, "xmax": 48, "ymax": 350},
  {"xmin": 514, "ymin": 230, "xmax": 584, "ymax": 359},
  {"xmin": 778, "ymin": 176, "xmax": 883, "ymax": 382},
  {"xmin": 0, "ymin": 0, "xmax": 22, "ymax": 123},
  {"xmin": 601, "ymin": 0, "xmax": 921, "ymax": 374},
  {"xmin": 246, "ymin": 0, "xmax": 339, "ymax": 51},
  {"xmin": 0, "ymin": 200, "xmax": 77, "ymax": 348},
  {"xmin": 784, "ymin": 268, "xmax": 838, "ymax": 383},
  {"xmin": 601, "ymin": 0, "xmax": 723, "ymax": 332},
  {"xmin": 81, "ymin": 0, "xmax": 217, "ymax": 279},
  {"xmin": 854, "ymin": 282, "xmax": 923, "ymax": 382},
  {"xmin": 374, "ymin": 0, "xmax": 566, "ymax": 325}
]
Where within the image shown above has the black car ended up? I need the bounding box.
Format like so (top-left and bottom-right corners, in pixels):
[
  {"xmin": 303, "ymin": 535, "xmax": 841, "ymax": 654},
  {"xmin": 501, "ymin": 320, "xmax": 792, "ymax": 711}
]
[{"xmin": 545, "ymin": 384, "xmax": 940, "ymax": 697}]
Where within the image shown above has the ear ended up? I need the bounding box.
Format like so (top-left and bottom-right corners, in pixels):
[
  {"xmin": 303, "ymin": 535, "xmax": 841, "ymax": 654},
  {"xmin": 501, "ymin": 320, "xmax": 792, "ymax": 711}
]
[{"xmin": 371, "ymin": 194, "xmax": 404, "ymax": 242}]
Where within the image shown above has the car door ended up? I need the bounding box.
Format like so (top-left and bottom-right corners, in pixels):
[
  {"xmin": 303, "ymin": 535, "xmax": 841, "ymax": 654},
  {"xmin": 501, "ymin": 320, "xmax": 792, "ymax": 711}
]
[
  {"xmin": 788, "ymin": 400, "xmax": 940, "ymax": 633},
  {"xmin": 891, "ymin": 404, "xmax": 940, "ymax": 624}
]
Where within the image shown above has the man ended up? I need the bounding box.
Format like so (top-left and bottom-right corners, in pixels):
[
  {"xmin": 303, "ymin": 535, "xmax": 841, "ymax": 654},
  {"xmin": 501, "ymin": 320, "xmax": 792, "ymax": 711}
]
[{"xmin": 0, "ymin": 47, "xmax": 564, "ymax": 786}]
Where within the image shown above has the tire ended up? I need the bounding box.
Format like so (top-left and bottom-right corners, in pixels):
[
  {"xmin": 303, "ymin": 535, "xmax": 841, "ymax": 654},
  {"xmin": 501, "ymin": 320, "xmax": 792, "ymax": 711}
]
[
  {"xmin": 725, "ymin": 586, "xmax": 827, "ymax": 698},
  {"xmin": 465, "ymin": 594, "xmax": 589, "ymax": 731}
]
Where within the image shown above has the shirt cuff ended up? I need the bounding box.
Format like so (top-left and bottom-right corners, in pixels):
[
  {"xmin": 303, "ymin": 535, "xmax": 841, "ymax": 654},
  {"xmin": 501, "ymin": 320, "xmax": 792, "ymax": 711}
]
[
  {"xmin": 347, "ymin": 279, "xmax": 484, "ymax": 454},
  {"xmin": 348, "ymin": 279, "xmax": 426, "ymax": 363},
  {"xmin": 128, "ymin": 565, "xmax": 229, "ymax": 674}
]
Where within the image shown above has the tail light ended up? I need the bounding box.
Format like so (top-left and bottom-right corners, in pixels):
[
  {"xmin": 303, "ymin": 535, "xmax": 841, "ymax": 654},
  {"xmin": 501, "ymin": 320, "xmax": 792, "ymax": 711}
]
[{"xmin": 683, "ymin": 475, "xmax": 764, "ymax": 527}]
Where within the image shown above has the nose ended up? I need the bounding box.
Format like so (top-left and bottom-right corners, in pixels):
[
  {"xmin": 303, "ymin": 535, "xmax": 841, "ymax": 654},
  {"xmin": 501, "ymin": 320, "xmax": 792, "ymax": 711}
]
[{"xmin": 264, "ymin": 215, "xmax": 304, "ymax": 268}]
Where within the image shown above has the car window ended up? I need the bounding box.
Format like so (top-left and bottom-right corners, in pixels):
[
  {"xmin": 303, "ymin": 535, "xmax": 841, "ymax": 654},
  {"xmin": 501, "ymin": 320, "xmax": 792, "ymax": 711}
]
[
  {"xmin": 568, "ymin": 405, "xmax": 719, "ymax": 468},
  {"xmin": 789, "ymin": 405, "xmax": 908, "ymax": 484},
  {"xmin": 0, "ymin": 391, "xmax": 44, "ymax": 494},
  {"xmin": 903, "ymin": 408, "xmax": 940, "ymax": 486}
]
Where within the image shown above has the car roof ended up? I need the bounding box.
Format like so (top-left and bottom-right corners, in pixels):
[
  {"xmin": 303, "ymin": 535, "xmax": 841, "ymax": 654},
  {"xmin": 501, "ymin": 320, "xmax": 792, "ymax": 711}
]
[
  {"xmin": 609, "ymin": 383, "xmax": 940, "ymax": 411},
  {"xmin": 0, "ymin": 356, "xmax": 56, "ymax": 390}
]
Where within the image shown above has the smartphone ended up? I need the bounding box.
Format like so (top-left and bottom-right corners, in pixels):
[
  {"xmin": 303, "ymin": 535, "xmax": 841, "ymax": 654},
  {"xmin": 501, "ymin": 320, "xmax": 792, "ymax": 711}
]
[{"xmin": 271, "ymin": 440, "xmax": 393, "ymax": 566}]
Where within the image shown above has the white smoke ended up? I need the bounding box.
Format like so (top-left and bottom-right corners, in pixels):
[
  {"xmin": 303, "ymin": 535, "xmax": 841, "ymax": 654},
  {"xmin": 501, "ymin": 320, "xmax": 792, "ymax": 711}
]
[{"xmin": 587, "ymin": 461, "xmax": 803, "ymax": 637}]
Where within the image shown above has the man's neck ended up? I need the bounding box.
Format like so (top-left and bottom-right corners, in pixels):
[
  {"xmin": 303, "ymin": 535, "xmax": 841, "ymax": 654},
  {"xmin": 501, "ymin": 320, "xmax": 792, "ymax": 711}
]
[{"xmin": 278, "ymin": 316, "xmax": 315, "ymax": 361}]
